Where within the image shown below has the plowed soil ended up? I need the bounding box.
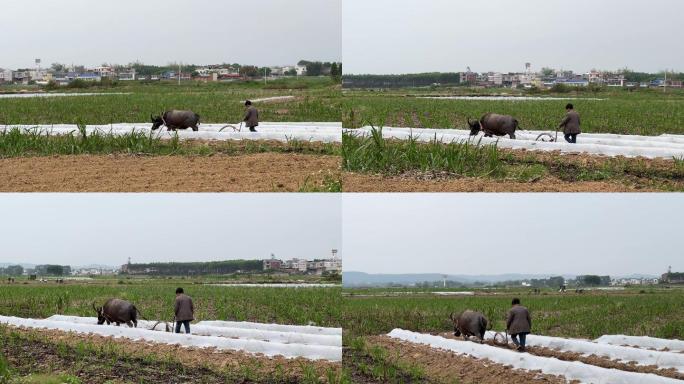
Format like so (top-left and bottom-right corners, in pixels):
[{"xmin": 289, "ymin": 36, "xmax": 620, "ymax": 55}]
[
  {"xmin": 343, "ymin": 147, "xmax": 684, "ymax": 192},
  {"xmin": 2, "ymin": 325, "xmax": 340, "ymax": 383},
  {"xmin": 366, "ymin": 336, "xmax": 572, "ymax": 384},
  {"xmin": 343, "ymin": 173, "xmax": 647, "ymax": 192},
  {"xmin": 0, "ymin": 153, "xmax": 341, "ymax": 192}
]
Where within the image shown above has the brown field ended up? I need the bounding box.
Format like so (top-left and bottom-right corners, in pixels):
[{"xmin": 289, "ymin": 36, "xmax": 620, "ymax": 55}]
[
  {"xmin": 0, "ymin": 153, "xmax": 341, "ymax": 192},
  {"xmin": 2, "ymin": 325, "xmax": 340, "ymax": 383}
]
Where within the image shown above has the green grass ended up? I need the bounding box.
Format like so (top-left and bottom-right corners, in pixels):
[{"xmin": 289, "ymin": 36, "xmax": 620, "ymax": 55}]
[
  {"xmin": 12, "ymin": 374, "xmax": 82, "ymax": 384},
  {"xmin": 0, "ymin": 280, "xmax": 341, "ymax": 327},
  {"xmin": 0, "ymin": 352, "xmax": 10, "ymax": 384},
  {"xmin": 342, "ymin": 127, "xmax": 684, "ymax": 189},
  {"xmin": 342, "ymin": 127, "xmax": 508, "ymax": 178},
  {"xmin": 0, "ymin": 127, "xmax": 340, "ymax": 158},
  {"xmin": 0, "ymin": 78, "xmax": 340, "ymax": 125},
  {"xmin": 342, "ymin": 287, "xmax": 684, "ymax": 339},
  {"xmin": 345, "ymin": 337, "xmax": 428, "ymax": 384},
  {"xmin": 343, "ymin": 87, "xmax": 684, "ymax": 135}
]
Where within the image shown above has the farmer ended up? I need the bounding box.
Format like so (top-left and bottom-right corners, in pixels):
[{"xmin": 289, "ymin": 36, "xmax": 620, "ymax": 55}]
[
  {"xmin": 243, "ymin": 100, "xmax": 259, "ymax": 132},
  {"xmin": 559, "ymin": 103, "xmax": 581, "ymax": 144},
  {"xmin": 506, "ymin": 298, "xmax": 531, "ymax": 352},
  {"xmin": 174, "ymin": 287, "xmax": 194, "ymax": 334}
]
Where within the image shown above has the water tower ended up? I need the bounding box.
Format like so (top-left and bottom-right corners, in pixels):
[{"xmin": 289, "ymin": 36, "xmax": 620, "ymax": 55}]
[{"xmin": 331, "ymin": 249, "xmax": 338, "ymax": 260}]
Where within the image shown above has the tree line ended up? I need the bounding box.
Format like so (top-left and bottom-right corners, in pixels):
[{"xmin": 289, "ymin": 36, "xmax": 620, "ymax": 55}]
[
  {"xmin": 123, "ymin": 260, "xmax": 263, "ymax": 276},
  {"xmin": 342, "ymin": 72, "xmax": 460, "ymax": 88}
]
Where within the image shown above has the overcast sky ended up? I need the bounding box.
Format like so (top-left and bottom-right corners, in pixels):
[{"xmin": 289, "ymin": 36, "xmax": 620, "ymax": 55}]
[
  {"xmin": 0, "ymin": 0, "xmax": 340, "ymax": 69},
  {"xmin": 343, "ymin": 0, "xmax": 684, "ymax": 74},
  {"xmin": 0, "ymin": 194, "xmax": 340, "ymax": 267},
  {"xmin": 343, "ymin": 194, "xmax": 682, "ymax": 276}
]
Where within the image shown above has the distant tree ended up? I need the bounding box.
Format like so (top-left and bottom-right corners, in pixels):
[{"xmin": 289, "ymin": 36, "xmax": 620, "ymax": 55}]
[
  {"xmin": 240, "ymin": 65, "xmax": 259, "ymax": 77},
  {"xmin": 550, "ymin": 83, "xmax": 571, "ymax": 93},
  {"xmin": 306, "ymin": 62, "xmax": 323, "ymax": 76},
  {"xmin": 46, "ymin": 265, "xmax": 64, "ymax": 276},
  {"xmin": 6, "ymin": 265, "xmax": 23, "ymax": 276},
  {"xmin": 342, "ymin": 73, "xmax": 460, "ymax": 88},
  {"xmin": 284, "ymin": 68, "xmax": 298, "ymax": 76},
  {"xmin": 548, "ymin": 276, "xmax": 565, "ymax": 288},
  {"xmin": 587, "ymin": 82, "xmax": 603, "ymax": 94},
  {"xmin": 330, "ymin": 62, "xmax": 341, "ymax": 82},
  {"xmin": 541, "ymin": 67, "xmax": 555, "ymax": 77},
  {"xmin": 44, "ymin": 80, "xmax": 60, "ymax": 90},
  {"xmin": 581, "ymin": 275, "xmax": 602, "ymax": 286},
  {"xmin": 50, "ymin": 63, "xmax": 66, "ymax": 72}
]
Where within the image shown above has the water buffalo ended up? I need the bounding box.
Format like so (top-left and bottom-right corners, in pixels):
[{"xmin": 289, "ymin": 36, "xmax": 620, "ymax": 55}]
[
  {"xmin": 151, "ymin": 110, "xmax": 200, "ymax": 131},
  {"xmin": 93, "ymin": 299, "xmax": 143, "ymax": 327},
  {"xmin": 468, "ymin": 113, "xmax": 519, "ymax": 139},
  {"xmin": 449, "ymin": 310, "xmax": 492, "ymax": 343}
]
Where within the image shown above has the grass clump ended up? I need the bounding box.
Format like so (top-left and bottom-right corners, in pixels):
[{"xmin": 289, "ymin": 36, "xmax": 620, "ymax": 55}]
[
  {"xmin": 342, "ymin": 127, "xmax": 505, "ymax": 178},
  {"xmin": 0, "ymin": 352, "xmax": 11, "ymax": 384},
  {"xmin": 345, "ymin": 337, "xmax": 427, "ymax": 383},
  {"xmin": 0, "ymin": 127, "xmax": 340, "ymax": 158}
]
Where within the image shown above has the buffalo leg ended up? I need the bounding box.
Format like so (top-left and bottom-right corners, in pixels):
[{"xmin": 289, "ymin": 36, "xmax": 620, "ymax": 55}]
[
  {"xmin": 191, "ymin": 124, "xmax": 198, "ymax": 132},
  {"xmin": 509, "ymin": 133, "xmax": 516, "ymax": 139}
]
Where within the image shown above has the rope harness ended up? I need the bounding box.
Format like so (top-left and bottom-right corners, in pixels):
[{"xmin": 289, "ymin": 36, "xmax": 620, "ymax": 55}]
[
  {"xmin": 219, "ymin": 122, "xmax": 242, "ymax": 132},
  {"xmin": 492, "ymin": 331, "xmax": 509, "ymax": 346}
]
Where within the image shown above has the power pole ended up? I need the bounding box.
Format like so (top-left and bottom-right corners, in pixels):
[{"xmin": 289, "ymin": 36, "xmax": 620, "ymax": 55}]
[{"xmin": 178, "ymin": 63, "xmax": 181, "ymax": 86}]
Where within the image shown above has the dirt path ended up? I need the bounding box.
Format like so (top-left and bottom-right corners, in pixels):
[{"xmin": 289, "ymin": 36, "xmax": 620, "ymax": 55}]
[
  {"xmin": 366, "ymin": 336, "xmax": 572, "ymax": 384},
  {"xmin": 343, "ymin": 172, "xmax": 653, "ymax": 192},
  {"xmin": 0, "ymin": 153, "xmax": 341, "ymax": 192}
]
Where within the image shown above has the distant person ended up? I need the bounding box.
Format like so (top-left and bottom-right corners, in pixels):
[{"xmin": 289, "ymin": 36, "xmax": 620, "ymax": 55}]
[
  {"xmin": 559, "ymin": 103, "xmax": 581, "ymax": 143},
  {"xmin": 507, "ymin": 298, "xmax": 531, "ymax": 352},
  {"xmin": 174, "ymin": 287, "xmax": 194, "ymax": 334},
  {"xmin": 243, "ymin": 100, "xmax": 259, "ymax": 132}
]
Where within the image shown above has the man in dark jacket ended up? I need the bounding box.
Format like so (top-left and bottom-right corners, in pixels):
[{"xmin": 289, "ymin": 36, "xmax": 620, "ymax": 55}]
[
  {"xmin": 506, "ymin": 298, "xmax": 531, "ymax": 352},
  {"xmin": 243, "ymin": 100, "xmax": 259, "ymax": 132},
  {"xmin": 559, "ymin": 103, "xmax": 581, "ymax": 144},
  {"xmin": 174, "ymin": 287, "xmax": 194, "ymax": 334}
]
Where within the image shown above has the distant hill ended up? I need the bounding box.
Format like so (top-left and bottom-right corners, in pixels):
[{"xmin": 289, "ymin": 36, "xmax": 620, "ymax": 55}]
[
  {"xmin": 343, "ymin": 271, "xmax": 660, "ymax": 287},
  {"xmin": 73, "ymin": 264, "xmax": 118, "ymax": 270},
  {"xmin": 343, "ymin": 271, "xmax": 575, "ymax": 287},
  {"xmin": 0, "ymin": 263, "xmax": 36, "ymax": 269}
]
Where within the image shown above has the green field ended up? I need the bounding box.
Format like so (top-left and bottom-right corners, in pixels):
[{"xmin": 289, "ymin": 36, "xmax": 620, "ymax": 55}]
[
  {"xmin": 0, "ymin": 78, "xmax": 340, "ymax": 125},
  {"xmin": 342, "ymin": 287, "xmax": 684, "ymax": 339},
  {"xmin": 342, "ymin": 88, "xmax": 684, "ymax": 135},
  {"xmin": 0, "ymin": 278, "xmax": 340, "ymax": 327},
  {"xmin": 0, "ymin": 278, "xmax": 345, "ymax": 383}
]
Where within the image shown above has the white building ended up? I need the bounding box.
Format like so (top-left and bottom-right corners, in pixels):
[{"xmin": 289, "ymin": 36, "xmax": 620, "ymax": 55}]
[
  {"xmin": 0, "ymin": 69, "xmax": 12, "ymax": 83},
  {"xmin": 117, "ymin": 68, "xmax": 136, "ymax": 81},
  {"xmin": 295, "ymin": 65, "xmax": 307, "ymax": 76},
  {"xmin": 322, "ymin": 258, "xmax": 342, "ymax": 272},
  {"xmin": 486, "ymin": 72, "xmax": 503, "ymax": 86},
  {"xmin": 93, "ymin": 66, "xmax": 116, "ymax": 78},
  {"xmin": 284, "ymin": 258, "xmax": 308, "ymax": 272}
]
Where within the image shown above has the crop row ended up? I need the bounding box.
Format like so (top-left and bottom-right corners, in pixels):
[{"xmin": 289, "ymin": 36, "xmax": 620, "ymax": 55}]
[{"xmin": 0, "ymin": 283, "xmax": 342, "ymax": 328}]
